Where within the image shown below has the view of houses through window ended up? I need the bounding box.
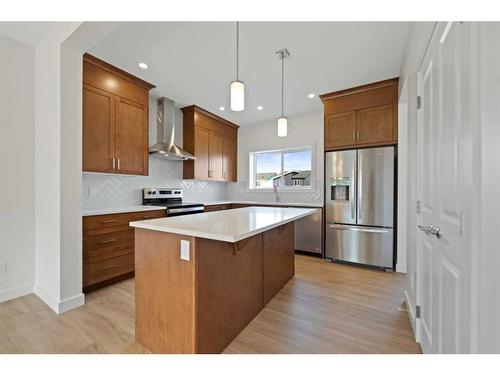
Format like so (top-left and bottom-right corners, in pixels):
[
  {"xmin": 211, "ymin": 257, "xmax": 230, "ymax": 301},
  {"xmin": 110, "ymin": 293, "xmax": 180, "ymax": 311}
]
[{"xmin": 250, "ymin": 147, "xmax": 313, "ymax": 189}]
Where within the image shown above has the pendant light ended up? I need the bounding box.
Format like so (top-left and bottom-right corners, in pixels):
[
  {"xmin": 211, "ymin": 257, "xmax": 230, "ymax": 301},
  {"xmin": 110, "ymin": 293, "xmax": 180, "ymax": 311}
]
[
  {"xmin": 230, "ymin": 22, "xmax": 244, "ymax": 111},
  {"xmin": 276, "ymin": 49, "xmax": 290, "ymax": 137}
]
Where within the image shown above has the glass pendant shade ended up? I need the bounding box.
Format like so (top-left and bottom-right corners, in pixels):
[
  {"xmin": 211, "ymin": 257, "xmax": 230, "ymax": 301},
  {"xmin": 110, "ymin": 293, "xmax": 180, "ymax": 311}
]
[
  {"xmin": 230, "ymin": 80, "xmax": 245, "ymax": 111},
  {"xmin": 277, "ymin": 117, "xmax": 288, "ymax": 137}
]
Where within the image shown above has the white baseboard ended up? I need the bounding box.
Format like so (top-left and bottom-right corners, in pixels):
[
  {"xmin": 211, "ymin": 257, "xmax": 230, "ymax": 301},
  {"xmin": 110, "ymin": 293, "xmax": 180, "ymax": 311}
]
[
  {"xmin": 58, "ymin": 293, "xmax": 85, "ymax": 313},
  {"xmin": 396, "ymin": 263, "xmax": 407, "ymax": 273},
  {"xmin": 34, "ymin": 283, "xmax": 60, "ymax": 312},
  {"xmin": 0, "ymin": 283, "xmax": 33, "ymax": 303},
  {"xmin": 34, "ymin": 284, "xmax": 85, "ymax": 313},
  {"xmin": 404, "ymin": 290, "xmax": 417, "ymax": 340}
]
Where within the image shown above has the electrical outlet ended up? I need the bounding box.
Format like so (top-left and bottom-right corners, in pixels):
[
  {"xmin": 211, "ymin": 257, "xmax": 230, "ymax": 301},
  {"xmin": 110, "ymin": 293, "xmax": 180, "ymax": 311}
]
[
  {"xmin": 180, "ymin": 240, "xmax": 190, "ymax": 261},
  {"xmin": 0, "ymin": 262, "xmax": 6, "ymax": 277},
  {"xmin": 89, "ymin": 186, "xmax": 97, "ymax": 196}
]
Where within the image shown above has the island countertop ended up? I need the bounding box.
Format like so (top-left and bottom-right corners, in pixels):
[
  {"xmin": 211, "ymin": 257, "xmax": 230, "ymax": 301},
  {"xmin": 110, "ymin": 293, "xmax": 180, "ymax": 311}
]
[{"xmin": 129, "ymin": 206, "xmax": 315, "ymax": 243}]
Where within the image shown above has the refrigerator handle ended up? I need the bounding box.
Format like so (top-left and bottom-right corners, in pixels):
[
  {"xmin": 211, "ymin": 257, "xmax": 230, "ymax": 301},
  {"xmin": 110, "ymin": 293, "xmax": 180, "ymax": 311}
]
[
  {"xmin": 328, "ymin": 223, "xmax": 389, "ymax": 234},
  {"xmin": 357, "ymin": 152, "xmax": 363, "ymax": 221},
  {"xmin": 351, "ymin": 152, "xmax": 356, "ymax": 220}
]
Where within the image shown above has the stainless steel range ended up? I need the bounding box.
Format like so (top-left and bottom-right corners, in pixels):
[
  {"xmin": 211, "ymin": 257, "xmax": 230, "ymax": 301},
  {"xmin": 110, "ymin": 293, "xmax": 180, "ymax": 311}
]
[{"xmin": 142, "ymin": 188, "xmax": 204, "ymax": 216}]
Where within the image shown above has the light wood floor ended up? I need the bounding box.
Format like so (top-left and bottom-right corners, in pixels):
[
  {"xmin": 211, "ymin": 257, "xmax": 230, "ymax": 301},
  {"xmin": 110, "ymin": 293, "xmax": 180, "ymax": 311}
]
[{"xmin": 0, "ymin": 255, "xmax": 421, "ymax": 354}]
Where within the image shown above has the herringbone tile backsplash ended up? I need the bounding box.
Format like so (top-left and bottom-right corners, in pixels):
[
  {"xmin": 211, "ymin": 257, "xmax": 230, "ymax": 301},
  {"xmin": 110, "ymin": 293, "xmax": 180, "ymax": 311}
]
[{"xmin": 82, "ymin": 157, "xmax": 228, "ymax": 208}]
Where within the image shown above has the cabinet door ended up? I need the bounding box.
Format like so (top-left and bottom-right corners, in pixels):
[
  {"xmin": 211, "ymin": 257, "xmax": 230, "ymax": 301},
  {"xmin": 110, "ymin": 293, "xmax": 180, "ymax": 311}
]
[
  {"xmin": 115, "ymin": 97, "xmax": 148, "ymax": 175},
  {"xmin": 262, "ymin": 223, "xmax": 295, "ymax": 305},
  {"xmin": 83, "ymin": 85, "xmax": 115, "ymax": 173},
  {"xmin": 356, "ymin": 104, "xmax": 394, "ymax": 145},
  {"xmin": 194, "ymin": 126, "xmax": 210, "ymax": 179},
  {"xmin": 324, "ymin": 111, "xmax": 356, "ymax": 149},
  {"xmin": 197, "ymin": 235, "xmax": 263, "ymax": 353},
  {"xmin": 222, "ymin": 135, "xmax": 237, "ymax": 181},
  {"xmin": 209, "ymin": 131, "xmax": 224, "ymax": 180}
]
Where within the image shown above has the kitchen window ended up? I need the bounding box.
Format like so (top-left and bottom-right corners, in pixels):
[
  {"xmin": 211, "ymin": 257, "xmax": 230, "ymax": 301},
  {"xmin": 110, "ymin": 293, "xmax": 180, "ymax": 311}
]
[{"xmin": 249, "ymin": 147, "xmax": 313, "ymax": 190}]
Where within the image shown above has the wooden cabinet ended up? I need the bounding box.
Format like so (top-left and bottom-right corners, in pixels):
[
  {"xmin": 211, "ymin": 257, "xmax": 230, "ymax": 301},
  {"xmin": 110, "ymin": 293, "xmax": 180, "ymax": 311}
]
[
  {"xmin": 204, "ymin": 204, "xmax": 232, "ymax": 212},
  {"xmin": 263, "ymin": 223, "xmax": 295, "ymax": 305},
  {"xmin": 197, "ymin": 235, "xmax": 263, "ymax": 353},
  {"xmin": 83, "ymin": 209, "xmax": 165, "ymax": 291},
  {"xmin": 321, "ymin": 78, "xmax": 398, "ymax": 150},
  {"xmin": 324, "ymin": 111, "xmax": 357, "ymax": 149},
  {"xmin": 83, "ymin": 54, "xmax": 154, "ymax": 175},
  {"xmin": 181, "ymin": 105, "xmax": 239, "ymax": 182}
]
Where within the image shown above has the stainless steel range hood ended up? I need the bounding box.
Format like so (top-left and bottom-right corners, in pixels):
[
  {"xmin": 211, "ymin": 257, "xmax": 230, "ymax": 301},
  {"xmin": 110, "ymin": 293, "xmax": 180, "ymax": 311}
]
[{"xmin": 149, "ymin": 97, "xmax": 195, "ymax": 161}]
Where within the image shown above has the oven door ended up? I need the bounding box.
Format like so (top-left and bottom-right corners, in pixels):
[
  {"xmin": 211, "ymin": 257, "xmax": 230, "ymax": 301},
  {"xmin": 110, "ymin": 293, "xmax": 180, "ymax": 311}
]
[{"xmin": 166, "ymin": 206, "xmax": 205, "ymax": 217}]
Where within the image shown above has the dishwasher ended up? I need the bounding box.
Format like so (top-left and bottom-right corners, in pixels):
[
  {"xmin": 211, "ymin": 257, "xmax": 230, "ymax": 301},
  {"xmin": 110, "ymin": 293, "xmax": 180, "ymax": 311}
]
[{"xmin": 292, "ymin": 207, "xmax": 323, "ymax": 255}]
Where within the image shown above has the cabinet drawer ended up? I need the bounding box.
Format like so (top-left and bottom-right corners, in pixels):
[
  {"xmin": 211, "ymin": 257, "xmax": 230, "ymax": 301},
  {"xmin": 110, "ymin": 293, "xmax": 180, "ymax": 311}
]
[
  {"xmin": 84, "ymin": 253, "xmax": 134, "ymax": 287},
  {"xmin": 83, "ymin": 210, "xmax": 165, "ymax": 231},
  {"xmin": 127, "ymin": 210, "xmax": 165, "ymax": 222},
  {"xmin": 85, "ymin": 229, "xmax": 134, "ymax": 259}
]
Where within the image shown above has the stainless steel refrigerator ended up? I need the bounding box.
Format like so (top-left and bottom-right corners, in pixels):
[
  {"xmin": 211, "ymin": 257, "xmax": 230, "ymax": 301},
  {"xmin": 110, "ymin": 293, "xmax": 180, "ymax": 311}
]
[{"xmin": 325, "ymin": 146, "xmax": 394, "ymax": 270}]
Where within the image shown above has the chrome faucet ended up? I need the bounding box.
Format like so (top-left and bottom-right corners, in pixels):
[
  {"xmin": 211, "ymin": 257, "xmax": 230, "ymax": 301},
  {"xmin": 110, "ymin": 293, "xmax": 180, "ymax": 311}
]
[{"xmin": 273, "ymin": 183, "xmax": 279, "ymax": 203}]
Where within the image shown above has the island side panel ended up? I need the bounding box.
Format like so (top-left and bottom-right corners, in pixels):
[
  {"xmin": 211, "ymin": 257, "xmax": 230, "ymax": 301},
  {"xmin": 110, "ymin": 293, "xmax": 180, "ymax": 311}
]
[
  {"xmin": 196, "ymin": 234, "xmax": 263, "ymax": 353},
  {"xmin": 134, "ymin": 228, "xmax": 197, "ymax": 353},
  {"xmin": 263, "ymin": 223, "xmax": 295, "ymax": 306}
]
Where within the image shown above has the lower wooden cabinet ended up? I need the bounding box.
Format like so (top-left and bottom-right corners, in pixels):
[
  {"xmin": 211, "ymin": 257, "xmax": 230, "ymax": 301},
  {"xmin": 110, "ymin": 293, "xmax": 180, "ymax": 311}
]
[
  {"xmin": 263, "ymin": 223, "xmax": 295, "ymax": 305},
  {"xmin": 204, "ymin": 204, "xmax": 232, "ymax": 212},
  {"xmin": 83, "ymin": 209, "xmax": 165, "ymax": 291}
]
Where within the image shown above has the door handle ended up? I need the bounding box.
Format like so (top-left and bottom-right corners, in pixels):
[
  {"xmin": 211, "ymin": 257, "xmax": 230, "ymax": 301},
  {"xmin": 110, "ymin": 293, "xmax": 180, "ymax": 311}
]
[
  {"xmin": 117, "ymin": 158, "xmax": 121, "ymax": 170},
  {"xmin": 417, "ymin": 224, "xmax": 440, "ymax": 238},
  {"xmin": 112, "ymin": 158, "xmax": 116, "ymax": 170}
]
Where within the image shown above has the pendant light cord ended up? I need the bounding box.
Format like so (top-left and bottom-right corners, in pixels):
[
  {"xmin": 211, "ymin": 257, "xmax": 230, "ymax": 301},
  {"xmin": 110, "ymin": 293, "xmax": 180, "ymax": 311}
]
[
  {"xmin": 281, "ymin": 52, "xmax": 284, "ymax": 117},
  {"xmin": 236, "ymin": 21, "xmax": 239, "ymax": 81}
]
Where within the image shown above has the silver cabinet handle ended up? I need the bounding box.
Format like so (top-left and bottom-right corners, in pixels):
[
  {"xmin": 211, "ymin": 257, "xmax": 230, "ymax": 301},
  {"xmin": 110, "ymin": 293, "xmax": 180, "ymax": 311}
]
[
  {"xmin": 117, "ymin": 158, "xmax": 120, "ymax": 170},
  {"xmin": 417, "ymin": 224, "xmax": 440, "ymax": 238},
  {"xmin": 112, "ymin": 158, "xmax": 116, "ymax": 170}
]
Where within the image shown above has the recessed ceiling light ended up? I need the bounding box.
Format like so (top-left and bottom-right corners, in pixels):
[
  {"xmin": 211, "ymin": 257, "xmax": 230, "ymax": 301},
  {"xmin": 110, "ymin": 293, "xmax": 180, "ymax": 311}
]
[
  {"xmin": 138, "ymin": 62, "xmax": 148, "ymax": 69},
  {"xmin": 257, "ymin": 106, "xmax": 263, "ymax": 111},
  {"xmin": 219, "ymin": 106, "xmax": 225, "ymax": 111},
  {"xmin": 308, "ymin": 93, "xmax": 315, "ymax": 99}
]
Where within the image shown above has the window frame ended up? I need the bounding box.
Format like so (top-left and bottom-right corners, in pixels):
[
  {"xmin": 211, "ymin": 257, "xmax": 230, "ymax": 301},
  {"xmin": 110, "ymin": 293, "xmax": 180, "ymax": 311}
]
[{"xmin": 248, "ymin": 145, "xmax": 315, "ymax": 191}]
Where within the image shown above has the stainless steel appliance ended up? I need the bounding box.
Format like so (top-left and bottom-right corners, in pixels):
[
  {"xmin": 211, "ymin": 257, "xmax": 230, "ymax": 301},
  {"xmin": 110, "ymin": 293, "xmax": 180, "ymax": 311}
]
[
  {"xmin": 142, "ymin": 188, "xmax": 204, "ymax": 216},
  {"xmin": 293, "ymin": 207, "xmax": 323, "ymax": 255},
  {"xmin": 325, "ymin": 146, "xmax": 394, "ymax": 269}
]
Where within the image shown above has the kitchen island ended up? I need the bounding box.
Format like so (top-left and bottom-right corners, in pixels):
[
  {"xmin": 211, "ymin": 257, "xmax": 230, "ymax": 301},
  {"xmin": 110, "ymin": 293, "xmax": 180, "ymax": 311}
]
[{"xmin": 129, "ymin": 206, "xmax": 315, "ymax": 353}]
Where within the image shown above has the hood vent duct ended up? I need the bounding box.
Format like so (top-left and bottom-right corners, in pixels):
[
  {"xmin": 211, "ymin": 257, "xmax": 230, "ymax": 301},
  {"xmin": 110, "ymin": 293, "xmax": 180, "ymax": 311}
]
[{"xmin": 149, "ymin": 97, "xmax": 195, "ymax": 161}]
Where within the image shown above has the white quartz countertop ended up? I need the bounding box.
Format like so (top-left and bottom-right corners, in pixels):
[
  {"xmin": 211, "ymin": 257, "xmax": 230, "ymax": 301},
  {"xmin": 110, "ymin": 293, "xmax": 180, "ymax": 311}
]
[
  {"xmin": 82, "ymin": 205, "xmax": 166, "ymax": 216},
  {"xmin": 130, "ymin": 206, "xmax": 316, "ymax": 243},
  {"xmin": 200, "ymin": 200, "xmax": 324, "ymax": 208}
]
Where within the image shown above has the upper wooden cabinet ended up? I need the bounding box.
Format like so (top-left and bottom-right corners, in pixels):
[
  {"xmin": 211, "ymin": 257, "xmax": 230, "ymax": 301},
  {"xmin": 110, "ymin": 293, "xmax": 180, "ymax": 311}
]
[
  {"xmin": 320, "ymin": 78, "xmax": 398, "ymax": 150},
  {"xmin": 82, "ymin": 53, "xmax": 155, "ymax": 175},
  {"xmin": 181, "ymin": 105, "xmax": 239, "ymax": 182}
]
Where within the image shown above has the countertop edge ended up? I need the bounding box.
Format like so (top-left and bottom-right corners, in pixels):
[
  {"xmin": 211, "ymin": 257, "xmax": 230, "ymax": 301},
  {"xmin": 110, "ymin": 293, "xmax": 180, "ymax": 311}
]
[
  {"xmin": 82, "ymin": 206, "xmax": 166, "ymax": 217},
  {"xmin": 201, "ymin": 201, "xmax": 324, "ymax": 208},
  {"xmin": 130, "ymin": 208, "xmax": 315, "ymax": 243}
]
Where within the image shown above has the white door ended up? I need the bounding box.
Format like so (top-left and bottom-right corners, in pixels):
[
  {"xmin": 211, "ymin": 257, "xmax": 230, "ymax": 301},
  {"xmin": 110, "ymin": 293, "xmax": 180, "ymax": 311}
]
[{"xmin": 416, "ymin": 22, "xmax": 474, "ymax": 353}]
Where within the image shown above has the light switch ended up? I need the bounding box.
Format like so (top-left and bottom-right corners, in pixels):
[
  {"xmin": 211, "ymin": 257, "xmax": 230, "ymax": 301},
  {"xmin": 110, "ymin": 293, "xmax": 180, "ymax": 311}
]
[{"xmin": 180, "ymin": 240, "xmax": 190, "ymax": 261}]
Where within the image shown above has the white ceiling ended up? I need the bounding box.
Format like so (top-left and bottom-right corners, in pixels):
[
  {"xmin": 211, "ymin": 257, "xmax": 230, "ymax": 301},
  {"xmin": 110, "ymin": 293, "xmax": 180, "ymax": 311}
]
[
  {"xmin": 0, "ymin": 22, "xmax": 56, "ymax": 46},
  {"xmin": 90, "ymin": 22, "xmax": 410, "ymax": 126}
]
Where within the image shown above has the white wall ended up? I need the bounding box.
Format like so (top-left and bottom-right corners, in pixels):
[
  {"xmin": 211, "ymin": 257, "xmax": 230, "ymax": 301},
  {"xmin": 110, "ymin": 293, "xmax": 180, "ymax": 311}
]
[
  {"xmin": 397, "ymin": 22, "xmax": 436, "ymax": 333},
  {"xmin": 478, "ymin": 22, "xmax": 500, "ymax": 353},
  {"xmin": 227, "ymin": 110, "xmax": 324, "ymax": 204},
  {"xmin": 0, "ymin": 34, "xmax": 35, "ymax": 302}
]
